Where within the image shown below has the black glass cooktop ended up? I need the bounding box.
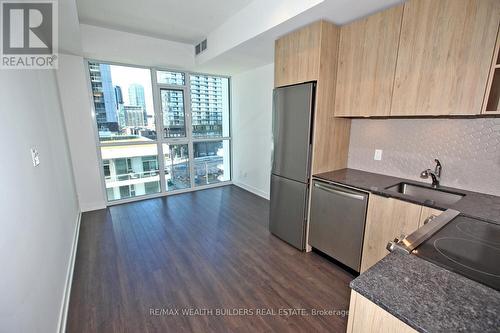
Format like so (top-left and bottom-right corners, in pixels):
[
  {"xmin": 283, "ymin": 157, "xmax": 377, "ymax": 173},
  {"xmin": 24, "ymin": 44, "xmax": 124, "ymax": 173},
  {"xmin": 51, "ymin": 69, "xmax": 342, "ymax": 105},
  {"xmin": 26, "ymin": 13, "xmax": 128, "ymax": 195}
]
[{"xmin": 414, "ymin": 216, "xmax": 500, "ymax": 291}]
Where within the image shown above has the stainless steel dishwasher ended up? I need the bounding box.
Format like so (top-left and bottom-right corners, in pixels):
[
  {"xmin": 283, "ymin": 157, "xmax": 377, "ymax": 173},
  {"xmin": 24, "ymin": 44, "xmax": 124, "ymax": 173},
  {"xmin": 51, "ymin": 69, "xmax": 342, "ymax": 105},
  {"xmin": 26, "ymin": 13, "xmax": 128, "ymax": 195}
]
[{"xmin": 309, "ymin": 179, "xmax": 368, "ymax": 272}]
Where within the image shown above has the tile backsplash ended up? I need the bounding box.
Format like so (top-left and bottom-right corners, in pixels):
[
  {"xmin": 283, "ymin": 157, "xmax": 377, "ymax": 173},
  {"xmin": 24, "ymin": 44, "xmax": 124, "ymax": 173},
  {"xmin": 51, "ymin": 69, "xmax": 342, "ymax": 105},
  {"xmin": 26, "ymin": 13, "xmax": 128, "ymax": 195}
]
[{"xmin": 347, "ymin": 118, "xmax": 500, "ymax": 196}]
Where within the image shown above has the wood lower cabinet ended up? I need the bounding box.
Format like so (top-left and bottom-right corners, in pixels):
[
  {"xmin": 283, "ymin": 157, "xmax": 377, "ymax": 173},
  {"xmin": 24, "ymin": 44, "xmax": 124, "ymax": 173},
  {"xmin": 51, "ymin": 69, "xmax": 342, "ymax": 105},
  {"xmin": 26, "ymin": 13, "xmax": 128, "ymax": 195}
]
[
  {"xmin": 360, "ymin": 195, "xmax": 443, "ymax": 272},
  {"xmin": 391, "ymin": 0, "xmax": 500, "ymax": 116},
  {"xmin": 418, "ymin": 206, "xmax": 443, "ymax": 228},
  {"xmin": 360, "ymin": 195, "xmax": 422, "ymax": 272},
  {"xmin": 347, "ymin": 291, "xmax": 418, "ymax": 333},
  {"xmin": 335, "ymin": 4, "xmax": 403, "ymax": 117}
]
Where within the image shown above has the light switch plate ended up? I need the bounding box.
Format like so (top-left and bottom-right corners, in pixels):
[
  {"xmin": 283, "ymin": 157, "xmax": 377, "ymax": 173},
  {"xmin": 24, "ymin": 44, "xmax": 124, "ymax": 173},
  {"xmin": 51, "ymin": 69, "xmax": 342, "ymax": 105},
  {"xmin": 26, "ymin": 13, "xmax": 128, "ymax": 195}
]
[
  {"xmin": 374, "ymin": 149, "xmax": 383, "ymax": 161},
  {"xmin": 31, "ymin": 148, "xmax": 40, "ymax": 167}
]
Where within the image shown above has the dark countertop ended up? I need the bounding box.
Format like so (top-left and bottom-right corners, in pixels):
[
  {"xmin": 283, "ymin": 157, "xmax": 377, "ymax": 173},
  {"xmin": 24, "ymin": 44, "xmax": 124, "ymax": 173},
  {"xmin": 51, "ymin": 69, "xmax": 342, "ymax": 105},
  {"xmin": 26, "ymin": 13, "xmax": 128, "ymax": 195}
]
[
  {"xmin": 313, "ymin": 168, "xmax": 500, "ymax": 332},
  {"xmin": 350, "ymin": 252, "xmax": 500, "ymax": 333},
  {"xmin": 313, "ymin": 168, "xmax": 500, "ymax": 224}
]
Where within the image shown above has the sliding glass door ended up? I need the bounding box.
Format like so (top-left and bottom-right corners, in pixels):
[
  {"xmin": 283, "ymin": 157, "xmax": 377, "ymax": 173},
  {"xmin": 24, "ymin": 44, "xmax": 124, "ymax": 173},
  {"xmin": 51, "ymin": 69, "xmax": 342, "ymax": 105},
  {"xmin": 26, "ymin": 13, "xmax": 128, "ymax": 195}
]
[{"xmin": 87, "ymin": 62, "xmax": 231, "ymax": 203}]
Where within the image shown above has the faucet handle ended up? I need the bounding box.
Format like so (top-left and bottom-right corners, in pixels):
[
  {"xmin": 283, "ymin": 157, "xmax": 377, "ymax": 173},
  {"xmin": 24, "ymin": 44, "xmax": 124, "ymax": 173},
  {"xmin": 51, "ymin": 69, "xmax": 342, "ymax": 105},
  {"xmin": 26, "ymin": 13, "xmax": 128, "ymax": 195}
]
[{"xmin": 420, "ymin": 169, "xmax": 431, "ymax": 178}]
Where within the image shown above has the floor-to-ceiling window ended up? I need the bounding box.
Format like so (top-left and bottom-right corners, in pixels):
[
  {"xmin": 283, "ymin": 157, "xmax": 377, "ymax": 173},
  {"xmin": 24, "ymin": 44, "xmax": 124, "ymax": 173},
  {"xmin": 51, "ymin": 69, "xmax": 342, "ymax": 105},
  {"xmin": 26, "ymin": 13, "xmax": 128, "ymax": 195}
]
[
  {"xmin": 189, "ymin": 74, "xmax": 231, "ymax": 187},
  {"xmin": 88, "ymin": 62, "xmax": 231, "ymax": 203}
]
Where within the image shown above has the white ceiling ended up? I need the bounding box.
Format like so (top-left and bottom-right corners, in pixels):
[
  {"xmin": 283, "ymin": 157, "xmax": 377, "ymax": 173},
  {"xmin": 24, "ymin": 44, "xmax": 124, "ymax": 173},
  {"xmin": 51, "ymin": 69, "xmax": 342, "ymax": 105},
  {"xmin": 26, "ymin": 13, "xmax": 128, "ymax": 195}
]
[
  {"xmin": 196, "ymin": 0, "xmax": 405, "ymax": 74},
  {"xmin": 76, "ymin": 0, "xmax": 253, "ymax": 44},
  {"xmin": 75, "ymin": 0, "xmax": 405, "ymax": 74}
]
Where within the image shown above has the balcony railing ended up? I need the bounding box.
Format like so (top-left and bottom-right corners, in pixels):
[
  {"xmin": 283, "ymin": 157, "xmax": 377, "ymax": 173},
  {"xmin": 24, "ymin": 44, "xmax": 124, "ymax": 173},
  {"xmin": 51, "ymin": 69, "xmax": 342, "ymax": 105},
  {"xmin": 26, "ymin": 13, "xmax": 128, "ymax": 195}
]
[{"xmin": 105, "ymin": 170, "xmax": 159, "ymax": 183}]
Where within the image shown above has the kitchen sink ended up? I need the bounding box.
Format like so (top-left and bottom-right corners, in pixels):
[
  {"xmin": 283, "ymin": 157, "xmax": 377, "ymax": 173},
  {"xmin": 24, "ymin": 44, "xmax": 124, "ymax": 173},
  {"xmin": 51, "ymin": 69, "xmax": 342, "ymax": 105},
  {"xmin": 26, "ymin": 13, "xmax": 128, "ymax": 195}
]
[{"xmin": 385, "ymin": 182, "xmax": 465, "ymax": 206}]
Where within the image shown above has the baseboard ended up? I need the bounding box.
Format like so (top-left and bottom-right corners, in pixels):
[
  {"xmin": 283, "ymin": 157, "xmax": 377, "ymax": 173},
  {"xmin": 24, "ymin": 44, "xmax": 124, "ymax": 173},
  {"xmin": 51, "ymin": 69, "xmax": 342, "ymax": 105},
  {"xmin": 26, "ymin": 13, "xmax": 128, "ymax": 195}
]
[
  {"xmin": 80, "ymin": 201, "xmax": 106, "ymax": 212},
  {"xmin": 234, "ymin": 181, "xmax": 270, "ymax": 200},
  {"xmin": 57, "ymin": 210, "xmax": 82, "ymax": 333}
]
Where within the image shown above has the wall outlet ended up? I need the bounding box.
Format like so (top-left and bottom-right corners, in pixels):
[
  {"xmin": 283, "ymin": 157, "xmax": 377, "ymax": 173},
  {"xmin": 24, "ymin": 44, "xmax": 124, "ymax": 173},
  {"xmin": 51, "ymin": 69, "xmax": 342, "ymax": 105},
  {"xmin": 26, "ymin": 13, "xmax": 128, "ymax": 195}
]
[
  {"xmin": 374, "ymin": 149, "xmax": 383, "ymax": 161},
  {"xmin": 31, "ymin": 148, "xmax": 40, "ymax": 167}
]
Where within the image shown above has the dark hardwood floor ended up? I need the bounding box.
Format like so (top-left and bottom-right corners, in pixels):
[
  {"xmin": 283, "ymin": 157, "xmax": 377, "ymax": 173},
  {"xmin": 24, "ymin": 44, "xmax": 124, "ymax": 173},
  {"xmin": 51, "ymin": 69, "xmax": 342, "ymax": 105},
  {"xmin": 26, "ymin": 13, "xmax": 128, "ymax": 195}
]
[{"xmin": 67, "ymin": 185, "xmax": 354, "ymax": 333}]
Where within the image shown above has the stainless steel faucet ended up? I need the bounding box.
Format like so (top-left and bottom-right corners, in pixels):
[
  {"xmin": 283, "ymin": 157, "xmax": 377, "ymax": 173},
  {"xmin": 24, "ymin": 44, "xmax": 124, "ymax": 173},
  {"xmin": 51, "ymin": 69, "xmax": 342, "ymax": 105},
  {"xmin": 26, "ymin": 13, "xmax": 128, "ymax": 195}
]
[{"xmin": 420, "ymin": 159, "xmax": 442, "ymax": 188}]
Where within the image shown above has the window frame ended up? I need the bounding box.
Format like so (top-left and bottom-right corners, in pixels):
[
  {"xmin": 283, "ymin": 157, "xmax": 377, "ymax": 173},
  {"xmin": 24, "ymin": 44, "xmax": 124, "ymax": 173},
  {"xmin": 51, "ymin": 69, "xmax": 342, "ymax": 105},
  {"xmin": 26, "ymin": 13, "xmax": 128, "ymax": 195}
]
[{"xmin": 85, "ymin": 59, "xmax": 232, "ymax": 206}]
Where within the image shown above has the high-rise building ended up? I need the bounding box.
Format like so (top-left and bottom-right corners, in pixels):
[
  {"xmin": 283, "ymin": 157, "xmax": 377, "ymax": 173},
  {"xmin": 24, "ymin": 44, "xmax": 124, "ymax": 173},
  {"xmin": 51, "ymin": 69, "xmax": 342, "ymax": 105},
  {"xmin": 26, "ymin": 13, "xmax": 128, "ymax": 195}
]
[
  {"xmin": 123, "ymin": 105, "xmax": 146, "ymax": 127},
  {"xmin": 190, "ymin": 75, "xmax": 225, "ymax": 137},
  {"xmin": 128, "ymin": 84, "xmax": 147, "ymax": 124},
  {"xmin": 128, "ymin": 84, "xmax": 146, "ymax": 107},
  {"xmin": 88, "ymin": 63, "xmax": 118, "ymax": 132},
  {"xmin": 161, "ymin": 89, "xmax": 185, "ymax": 138},
  {"xmin": 114, "ymin": 86, "xmax": 126, "ymax": 128},
  {"xmin": 114, "ymin": 86, "xmax": 124, "ymax": 105}
]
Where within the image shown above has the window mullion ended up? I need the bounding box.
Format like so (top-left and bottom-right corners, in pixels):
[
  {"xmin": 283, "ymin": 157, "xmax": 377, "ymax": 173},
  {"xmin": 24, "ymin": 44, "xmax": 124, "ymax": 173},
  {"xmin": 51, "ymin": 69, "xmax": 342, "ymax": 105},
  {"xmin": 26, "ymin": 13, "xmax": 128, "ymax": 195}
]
[
  {"xmin": 185, "ymin": 76, "xmax": 196, "ymax": 189},
  {"xmin": 151, "ymin": 69, "xmax": 167, "ymax": 194}
]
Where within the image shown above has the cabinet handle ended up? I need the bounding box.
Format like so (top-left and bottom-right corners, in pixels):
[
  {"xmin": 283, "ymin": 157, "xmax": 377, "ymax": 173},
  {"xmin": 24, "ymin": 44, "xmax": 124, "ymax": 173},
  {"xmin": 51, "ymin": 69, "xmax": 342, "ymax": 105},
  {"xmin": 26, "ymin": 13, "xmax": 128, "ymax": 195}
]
[
  {"xmin": 314, "ymin": 183, "xmax": 365, "ymax": 200},
  {"xmin": 423, "ymin": 214, "xmax": 438, "ymax": 225}
]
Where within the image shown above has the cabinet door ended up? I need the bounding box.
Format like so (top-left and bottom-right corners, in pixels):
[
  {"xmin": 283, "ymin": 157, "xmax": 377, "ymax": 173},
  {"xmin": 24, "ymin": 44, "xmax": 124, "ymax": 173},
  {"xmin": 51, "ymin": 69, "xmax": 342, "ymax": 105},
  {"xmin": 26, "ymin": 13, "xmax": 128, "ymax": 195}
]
[
  {"xmin": 391, "ymin": 0, "xmax": 500, "ymax": 116},
  {"xmin": 274, "ymin": 21, "xmax": 321, "ymax": 87},
  {"xmin": 360, "ymin": 195, "xmax": 421, "ymax": 272},
  {"xmin": 418, "ymin": 206, "xmax": 443, "ymax": 228},
  {"xmin": 347, "ymin": 291, "xmax": 418, "ymax": 333},
  {"xmin": 335, "ymin": 5, "xmax": 403, "ymax": 117}
]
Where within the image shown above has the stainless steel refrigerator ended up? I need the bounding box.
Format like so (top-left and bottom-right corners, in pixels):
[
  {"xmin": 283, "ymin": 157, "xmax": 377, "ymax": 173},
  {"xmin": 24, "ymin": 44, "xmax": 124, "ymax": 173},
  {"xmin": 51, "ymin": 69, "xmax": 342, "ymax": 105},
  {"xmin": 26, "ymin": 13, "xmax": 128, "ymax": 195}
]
[{"xmin": 269, "ymin": 82, "xmax": 315, "ymax": 250}]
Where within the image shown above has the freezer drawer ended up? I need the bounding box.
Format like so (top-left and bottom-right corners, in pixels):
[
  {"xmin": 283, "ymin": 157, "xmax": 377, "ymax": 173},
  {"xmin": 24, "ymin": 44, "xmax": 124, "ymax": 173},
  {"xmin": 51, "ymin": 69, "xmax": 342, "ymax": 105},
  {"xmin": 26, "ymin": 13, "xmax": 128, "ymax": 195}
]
[
  {"xmin": 309, "ymin": 180, "xmax": 368, "ymax": 271},
  {"xmin": 269, "ymin": 174, "xmax": 308, "ymax": 250}
]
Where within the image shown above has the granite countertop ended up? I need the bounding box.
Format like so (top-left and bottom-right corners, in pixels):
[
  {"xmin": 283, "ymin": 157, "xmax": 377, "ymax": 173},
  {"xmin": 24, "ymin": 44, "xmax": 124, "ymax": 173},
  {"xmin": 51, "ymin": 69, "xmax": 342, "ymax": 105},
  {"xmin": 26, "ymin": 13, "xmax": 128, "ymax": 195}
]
[
  {"xmin": 313, "ymin": 168, "xmax": 500, "ymax": 225},
  {"xmin": 312, "ymin": 168, "xmax": 500, "ymax": 332},
  {"xmin": 350, "ymin": 252, "xmax": 500, "ymax": 333}
]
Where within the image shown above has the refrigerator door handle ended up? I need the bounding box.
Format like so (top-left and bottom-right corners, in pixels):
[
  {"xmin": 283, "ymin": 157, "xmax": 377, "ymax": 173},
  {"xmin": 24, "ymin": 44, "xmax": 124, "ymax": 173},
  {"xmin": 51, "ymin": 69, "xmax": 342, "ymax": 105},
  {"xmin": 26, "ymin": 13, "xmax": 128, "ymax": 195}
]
[
  {"xmin": 271, "ymin": 90, "xmax": 277, "ymax": 172},
  {"xmin": 313, "ymin": 183, "xmax": 366, "ymax": 201}
]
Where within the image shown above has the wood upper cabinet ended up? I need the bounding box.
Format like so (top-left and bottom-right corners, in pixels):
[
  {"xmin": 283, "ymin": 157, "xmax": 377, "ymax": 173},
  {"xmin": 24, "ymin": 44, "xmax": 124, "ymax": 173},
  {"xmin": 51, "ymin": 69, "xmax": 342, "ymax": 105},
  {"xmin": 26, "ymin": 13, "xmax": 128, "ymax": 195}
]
[
  {"xmin": 360, "ymin": 195, "xmax": 422, "ymax": 272},
  {"xmin": 391, "ymin": 0, "xmax": 500, "ymax": 116},
  {"xmin": 335, "ymin": 5, "xmax": 403, "ymax": 117},
  {"xmin": 482, "ymin": 28, "xmax": 500, "ymax": 114},
  {"xmin": 274, "ymin": 21, "xmax": 321, "ymax": 87}
]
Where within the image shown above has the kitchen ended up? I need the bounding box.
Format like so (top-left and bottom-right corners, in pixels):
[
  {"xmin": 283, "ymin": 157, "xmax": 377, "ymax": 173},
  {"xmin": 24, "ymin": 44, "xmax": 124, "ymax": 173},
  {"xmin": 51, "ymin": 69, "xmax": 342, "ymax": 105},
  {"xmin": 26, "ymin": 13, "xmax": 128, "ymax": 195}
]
[{"xmin": 269, "ymin": 1, "xmax": 500, "ymax": 332}]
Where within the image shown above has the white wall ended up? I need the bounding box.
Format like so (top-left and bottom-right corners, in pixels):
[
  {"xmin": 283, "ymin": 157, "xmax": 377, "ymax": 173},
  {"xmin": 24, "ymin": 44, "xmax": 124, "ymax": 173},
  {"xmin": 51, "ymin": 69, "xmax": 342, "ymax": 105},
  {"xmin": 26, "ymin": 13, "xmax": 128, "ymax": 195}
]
[
  {"xmin": 80, "ymin": 24, "xmax": 194, "ymax": 69},
  {"xmin": 56, "ymin": 54, "xmax": 107, "ymax": 211},
  {"xmin": 231, "ymin": 63, "xmax": 274, "ymax": 199},
  {"xmin": 0, "ymin": 70, "xmax": 80, "ymax": 332},
  {"xmin": 195, "ymin": 0, "xmax": 323, "ymax": 65},
  {"xmin": 58, "ymin": 0, "xmax": 83, "ymax": 55}
]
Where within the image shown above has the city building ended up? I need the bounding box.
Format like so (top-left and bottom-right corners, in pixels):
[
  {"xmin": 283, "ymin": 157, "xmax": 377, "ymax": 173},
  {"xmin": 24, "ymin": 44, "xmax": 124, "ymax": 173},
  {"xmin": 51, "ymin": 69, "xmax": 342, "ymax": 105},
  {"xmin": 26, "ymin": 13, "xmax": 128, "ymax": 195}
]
[
  {"xmin": 122, "ymin": 105, "xmax": 147, "ymax": 127},
  {"xmin": 101, "ymin": 144, "xmax": 160, "ymax": 201},
  {"xmin": 128, "ymin": 83, "xmax": 147, "ymax": 124},
  {"xmin": 114, "ymin": 85, "xmax": 124, "ymax": 105},
  {"xmin": 190, "ymin": 75, "xmax": 227, "ymax": 137},
  {"xmin": 88, "ymin": 63, "xmax": 118, "ymax": 133},
  {"xmin": 114, "ymin": 86, "xmax": 126, "ymax": 127},
  {"xmin": 161, "ymin": 89, "xmax": 186, "ymax": 137},
  {"xmin": 128, "ymin": 83, "xmax": 146, "ymax": 108}
]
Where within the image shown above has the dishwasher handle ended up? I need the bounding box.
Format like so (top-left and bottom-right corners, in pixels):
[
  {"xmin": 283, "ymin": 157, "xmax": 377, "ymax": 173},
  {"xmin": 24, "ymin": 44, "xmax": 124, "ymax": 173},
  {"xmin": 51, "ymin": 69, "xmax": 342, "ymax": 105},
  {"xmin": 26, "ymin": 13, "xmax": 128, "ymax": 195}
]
[{"xmin": 313, "ymin": 183, "xmax": 366, "ymax": 201}]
